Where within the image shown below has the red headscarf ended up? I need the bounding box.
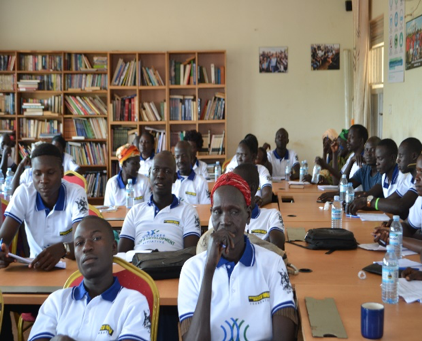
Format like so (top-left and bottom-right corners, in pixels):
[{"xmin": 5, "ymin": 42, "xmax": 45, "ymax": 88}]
[{"xmin": 211, "ymin": 172, "xmax": 251, "ymax": 207}]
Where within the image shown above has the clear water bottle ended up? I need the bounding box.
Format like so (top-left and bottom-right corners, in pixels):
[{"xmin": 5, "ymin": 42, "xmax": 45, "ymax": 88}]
[
  {"xmin": 285, "ymin": 164, "xmax": 290, "ymax": 181},
  {"xmin": 345, "ymin": 183, "xmax": 354, "ymax": 216},
  {"xmin": 331, "ymin": 195, "xmax": 342, "ymax": 229},
  {"xmin": 382, "ymin": 244, "xmax": 399, "ymax": 304},
  {"xmin": 389, "ymin": 215, "xmax": 403, "ymax": 259},
  {"xmin": 126, "ymin": 178, "xmax": 134, "ymax": 209},
  {"xmin": 339, "ymin": 174, "xmax": 348, "ymax": 203},
  {"xmin": 303, "ymin": 160, "xmax": 308, "ymax": 175},
  {"xmin": 214, "ymin": 161, "xmax": 221, "ymax": 181},
  {"xmin": 3, "ymin": 168, "xmax": 14, "ymax": 201},
  {"xmin": 311, "ymin": 164, "xmax": 321, "ymax": 184},
  {"xmin": 0, "ymin": 172, "xmax": 4, "ymax": 197},
  {"xmin": 299, "ymin": 161, "xmax": 305, "ymax": 182}
]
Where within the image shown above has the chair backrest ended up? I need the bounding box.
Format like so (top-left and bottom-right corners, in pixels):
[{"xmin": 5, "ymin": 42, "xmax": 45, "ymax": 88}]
[
  {"xmin": 88, "ymin": 204, "xmax": 103, "ymax": 218},
  {"xmin": 64, "ymin": 257, "xmax": 160, "ymax": 340},
  {"xmin": 63, "ymin": 171, "xmax": 87, "ymax": 192}
]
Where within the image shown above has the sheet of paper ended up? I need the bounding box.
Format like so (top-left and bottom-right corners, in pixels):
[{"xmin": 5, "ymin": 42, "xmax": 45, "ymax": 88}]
[
  {"xmin": 97, "ymin": 205, "xmax": 118, "ymax": 213},
  {"xmin": 357, "ymin": 213, "xmax": 390, "ymax": 221},
  {"xmin": 272, "ymin": 176, "xmax": 285, "ymax": 182},
  {"xmin": 374, "ymin": 258, "xmax": 422, "ymax": 270},
  {"xmin": 398, "ymin": 278, "xmax": 422, "ymax": 303},
  {"xmin": 288, "ymin": 181, "xmax": 310, "ymax": 185},
  {"xmin": 359, "ymin": 243, "xmax": 417, "ymax": 256},
  {"xmin": 317, "ymin": 185, "xmax": 338, "ymax": 191},
  {"xmin": 114, "ymin": 250, "xmax": 153, "ymax": 263},
  {"xmin": 8, "ymin": 253, "xmax": 66, "ymax": 269}
]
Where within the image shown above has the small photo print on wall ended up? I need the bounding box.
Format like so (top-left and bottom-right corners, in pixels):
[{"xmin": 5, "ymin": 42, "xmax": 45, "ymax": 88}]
[
  {"xmin": 311, "ymin": 44, "xmax": 340, "ymax": 70},
  {"xmin": 405, "ymin": 14, "xmax": 422, "ymax": 70},
  {"xmin": 259, "ymin": 47, "xmax": 288, "ymax": 73}
]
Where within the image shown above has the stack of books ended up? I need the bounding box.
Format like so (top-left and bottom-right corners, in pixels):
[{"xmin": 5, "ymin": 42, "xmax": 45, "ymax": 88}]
[
  {"xmin": 0, "ymin": 93, "xmax": 15, "ymax": 114},
  {"xmin": 65, "ymin": 95, "xmax": 107, "ymax": 116},
  {"xmin": 21, "ymin": 96, "xmax": 62, "ymax": 115},
  {"xmin": 140, "ymin": 101, "xmax": 164, "ymax": 122},
  {"xmin": 22, "ymin": 102, "xmax": 44, "ymax": 115},
  {"xmin": 84, "ymin": 171, "xmax": 107, "ymax": 198},
  {"xmin": 17, "ymin": 80, "xmax": 40, "ymax": 91},
  {"xmin": 19, "ymin": 75, "xmax": 62, "ymax": 91},
  {"xmin": 111, "ymin": 59, "xmax": 137, "ymax": 86}
]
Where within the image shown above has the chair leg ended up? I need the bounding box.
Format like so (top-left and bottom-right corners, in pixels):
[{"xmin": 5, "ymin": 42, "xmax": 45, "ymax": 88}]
[{"xmin": 17, "ymin": 316, "xmax": 34, "ymax": 341}]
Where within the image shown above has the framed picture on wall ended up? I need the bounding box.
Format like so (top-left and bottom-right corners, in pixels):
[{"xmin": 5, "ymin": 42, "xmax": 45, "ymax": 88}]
[
  {"xmin": 259, "ymin": 47, "xmax": 288, "ymax": 73},
  {"xmin": 405, "ymin": 14, "xmax": 422, "ymax": 70},
  {"xmin": 311, "ymin": 44, "xmax": 340, "ymax": 70}
]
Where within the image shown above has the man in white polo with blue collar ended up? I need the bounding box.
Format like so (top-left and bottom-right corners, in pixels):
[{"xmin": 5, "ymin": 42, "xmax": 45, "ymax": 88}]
[
  {"xmin": 118, "ymin": 150, "xmax": 200, "ymax": 252},
  {"xmin": 267, "ymin": 128, "xmax": 300, "ymax": 180},
  {"xmin": 104, "ymin": 144, "xmax": 151, "ymax": 207},
  {"xmin": 178, "ymin": 172, "xmax": 296, "ymax": 340},
  {"xmin": 29, "ymin": 216, "xmax": 151, "ymax": 341},
  {"xmin": 172, "ymin": 141, "xmax": 210, "ymax": 205},
  {"xmin": 136, "ymin": 132, "xmax": 156, "ymax": 177}
]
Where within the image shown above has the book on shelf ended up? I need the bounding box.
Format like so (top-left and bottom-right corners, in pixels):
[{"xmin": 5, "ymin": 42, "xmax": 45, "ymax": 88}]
[
  {"xmin": 19, "ymin": 75, "xmax": 62, "ymax": 91},
  {"xmin": 0, "ymin": 55, "xmax": 16, "ymax": 71},
  {"xmin": 19, "ymin": 54, "xmax": 62, "ymax": 71},
  {"xmin": 140, "ymin": 101, "xmax": 164, "ymax": 122},
  {"xmin": 18, "ymin": 143, "xmax": 30, "ymax": 158},
  {"xmin": 145, "ymin": 126, "xmax": 166, "ymax": 154},
  {"xmin": 111, "ymin": 127, "xmax": 136, "ymax": 153},
  {"xmin": 19, "ymin": 118, "xmax": 62, "ymax": 139},
  {"xmin": 93, "ymin": 56, "xmax": 107, "ymax": 70},
  {"xmin": 111, "ymin": 59, "xmax": 136, "ymax": 86},
  {"xmin": 169, "ymin": 95, "xmax": 196, "ymax": 121},
  {"xmin": 0, "ymin": 119, "xmax": 15, "ymax": 131},
  {"xmin": 65, "ymin": 95, "xmax": 107, "ymax": 116},
  {"xmin": 128, "ymin": 128, "xmax": 138, "ymax": 145},
  {"xmin": 110, "ymin": 94, "xmax": 138, "ymax": 121},
  {"xmin": 64, "ymin": 53, "xmax": 93, "ymax": 71},
  {"xmin": 84, "ymin": 171, "xmax": 107, "ymax": 198},
  {"xmin": 209, "ymin": 131, "xmax": 225, "ymax": 155},
  {"xmin": 170, "ymin": 58, "xmax": 197, "ymax": 85},
  {"xmin": 65, "ymin": 74, "xmax": 107, "ymax": 90},
  {"xmin": 199, "ymin": 92, "xmax": 225, "ymax": 120},
  {"xmin": 0, "ymin": 75, "xmax": 15, "ymax": 91},
  {"xmin": 138, "ymin": 63, "xmax": 165, "ymax": 86},
  {"xmin": 71, "ymin": 117, "xmax": 107, "ymax": 139},
  {"xmin": 0, "ymin": 93, "xmax": 15, "ymax": 114},
  {"xmin": 66, "ymin": 141, "xmax": 108, "ymax": 166},
  {"xmin": 198, "ymin": 130, "xmax": 211, "ymax": 155},
  {"xmin": 21, "ymin": 95, "xmax": 63, "ymax": 114},
  {"xmin": 198, "ymin": 64, "xmax": 225, "ymax": 84}
]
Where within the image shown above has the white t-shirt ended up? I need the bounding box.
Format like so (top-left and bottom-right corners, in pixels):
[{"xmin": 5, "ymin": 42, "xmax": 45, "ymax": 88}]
[
  {"xmin": 266, "ymin": 149, "xmax": 299, "ymax": 178},
  {"xmin": 224, "ymin": 157, "xmax": 238, "ymax": 173},
  {"xmin": 120, "ymin": 195, "xmax": 201, "ymax": 251},
  {"xmin": 256, "ymin": 164, "xmax": 272, "ymax": 198},
  {"xmin": 29, "ymin": 277, "xmax": 151, "ymax": 341},
  {"xmin": 172, "ymin": 170, "xmax": 210, "ymax": 205},
  {"xmin": 104, "ymin": 172, "xmax": 151, "ymax": 207},
  {"xmin": 408, "ymin": 196, "xmax": 422, "ymax": 230},
  {"xmin": 138, "ymin": 153, "xmax": 155, "ymax": 177},
  {"xmin": 381, "ymin": 165, "xmax": 408, "ymax": 198},
  {"xmin": 178, "ymin": 237, "xmax": 295, "ymax": 341},
  {"xmin": 341, "ymin": 152, "xmax": 361, "ymax": 179},
  {"xmin": 192, "ymin": 159, "xmax": 209, "ymax": 179},
  {"xmin": 63, "ymin": 152, "xmax": 80, "ymax": 172},
  {"xmin": 5, "ymin": 180, "xmax": 88, "ymax": 258}
]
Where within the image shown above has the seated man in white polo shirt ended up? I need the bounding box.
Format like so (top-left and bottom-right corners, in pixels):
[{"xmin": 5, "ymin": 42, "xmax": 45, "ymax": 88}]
[
  {"xmin": 118, "ymin": 150, "xmax": 201, "ymax": 252},
  {"xmin": 267, "ymin": 128, "xmax": 300, "ymax": 180},
  {"xmin": 29, "ymin": 216, "xmax": 151, "ymax": 341},
  {"xmin": 172, "ymin": 141, "xmax": 210, "ymax": 205},
  {"xmin": 178, "ymin": 172, "xmax": 296, "ymax": 341},
  {"xmin": 0, "ymin": 143, "xmax": 88, "ymax": 269},
  {"xmin": 104, "ymin": 144, "xmax": 151, "ymax": 207},
  {"xmin": 184, "ymin": 129, "xmax": 209, "ymax": 179},
  {"xmin": 136, "ymin": 131, "xmax": 156, "ymax": 177}
]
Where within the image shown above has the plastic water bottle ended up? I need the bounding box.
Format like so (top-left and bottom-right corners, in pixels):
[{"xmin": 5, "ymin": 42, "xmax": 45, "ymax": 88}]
[
  {"xmin": 382, "ymin": 245, "xmax": 399, "ymax": 304},
  {"xmin": 339, "ymin": 174, "xmax": 348, "ymax": 203},
  {"xmin": 214, "ymin": 161, "xmax": 221, "ymax": 181},
  {"xmin": 299, "ymin": 161, "xmax": 305, "ymax": 182},
  {"xmin": 285, "ymin": 164, "xmax": 290, "ymax": 181},
  {"xmin": 303, "ymin": 160, "xmax": 308, "ymax": 175},
  {"xmin": 345, "ymin": 183, "xmax": 354, "ymax": 216},
  {"xmin": 331, "ymin": 195, "xmax": 342, "ymax": 229},
  {"xmin": 126, "ymin": 178, "xmax": 134, "ymax": 209},
  {"xmin": 311, "ymin": 164, "xmax": 321, "ymax": 184},
  {"xmin": 389, "ymin": 215, "xmax": 403, "ymax": 259},
  {"xmin": 3, "ymin": 168, "xmax": 14, "ymax": 201},
  {"xmin": 0, "ymin": 172, "xmax": 4, "ymax": 197}
]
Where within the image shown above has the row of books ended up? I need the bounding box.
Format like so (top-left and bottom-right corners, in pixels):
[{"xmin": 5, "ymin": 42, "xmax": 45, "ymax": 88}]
[
  {"xmin": 19, "ymin": 118, "xmax": 62, "ymax": 139},
  {"xmin": 111, "ymin": 127, "xmax": 135, "ymax": 153},
  {"xmin": 169, "ymin": 95, "xmax": 196, "ymax": 121},
  {"xmin": 139, "ymin": 65, "xmax": 164, "ymax": 86},
  {"xmin": 146, "ymin": 127, "xmax": 166, "ymax": 154},
  {"xmin": 21, "ymin": 95, "xmax": 63, "ymax": 114},
  {"xmin": 19, "ymin": 54, "xmax": 62, "ymax": 71},
  {"xmin": 199, "ymin": 92, "xmax": 225, "ymax": 120},
  {"xmin": 71, "ymin": 117, "xmax": 107, "ymax": 139},
  {"xmin": 19, "ymin": 75, "xmax": 62, "ymax": 91},
  {"xmin": 66, "ymin": 141, "xmax": 108, "ymax": 166},
  {"xmin": 65, "ymin": 95, "xmax": 107, "ymax": 116},
  {"xmin": 198, "ymin": 64, "xmax": 225, "ymax": 84},
  {"xmin": 209, "ymin": 131, "xmax": 225, "ymax": 155},
  {"xmin": 0, "ymin": 75, "xmax": 15, "ymax": 91},
  {"xmin": 84, "ymin": 171, "xmax": 107, "ymax": 198},
  {"xmin": 140, "ymin": 101, "xmax": 165, "ymax": 122},
  {"xmin": 63, "ymin": 54, "xmax": 108, "ymax": 71},
  {"xmin": 0, "ymin": 93, "xmax": 15, "ymax": 114},
  {"xmin": 111, "ymin": 95, "xmax": 138, "ymax": 121},
  {"xmin": 111, "ymin": 59, "xmax": 136, "ymax": 86},
  {"xmin": 170, "ymin": 57, "xmax": 196, "ymax": 85},
  {"xmin": 0, "ymin": 55, "xmax": 16, "ymax": 71},
  {"xmin": 65, "ymin": 74, "xmax": 108, "ymax": 90},
  {"xmin": 0, "ymin": 119, "xmax": 15, "ymax": 132},
  {"xmin": 18, "ymin": 143, "xmax": 31, "ymax": 158}
]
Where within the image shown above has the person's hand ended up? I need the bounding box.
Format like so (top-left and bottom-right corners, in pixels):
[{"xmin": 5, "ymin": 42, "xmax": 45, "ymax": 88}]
[
  {"xmin": 29, "ymin": 243, "xmax": 65, "ymax": 271},
  {"xmin": 372, "ymin": 227, "xmax": 390, "ymax": 243},
  {"xmin": 254, "ymin": 196, "xmax": 263, "ymax": 207},
  {"xmin": 51, "ymin": 335, "xmax": 77, "ymax": 341},
  {"xmin": 349, "ymin": 197, "xmax": 367, "ymax": 215},
  {"xmin": 401, "ymin": 268, "xmax": 422, "ymax": 281},
  {"xmin": 317, "ymin": 175, "xmax": 328, "ymax": 184},
  {"xmin": 262, "ymin": 143, "xmax": 271, "ymax": 151},
  {"xmin": 355, "ymin": 154, "xmax": 364, "ymax": 168},
  {"xmin": 0, "ymin": 241, "xmax": 15, "ymax": 269},
  {"xmin": 206, "ymin": 229, "xmax": 235, "ymax": 270},
  {"xmin": 315, "ymin": 156, "xmax": 328, "ymax": 169},
  {"xmin": 330, "ymin": 139, "xmax": 339, "ymax": 153},
  {"xmin": 381, "ymin": 219, "xmax": 393, "ymax": 228},
  {"xmin": 16, "ymin": 155, "xmax": 31, "ymax": 173},
  {"xmin": 303, "ymin": 174, "xmax": 312, "ymax": 183},
  {"xmin": 317, "ymin": 191, "xmax": 336, "ymax": 202},
  {"xmin": 2, "ymin": 144, "xmax": 11, "ymax": 158}
]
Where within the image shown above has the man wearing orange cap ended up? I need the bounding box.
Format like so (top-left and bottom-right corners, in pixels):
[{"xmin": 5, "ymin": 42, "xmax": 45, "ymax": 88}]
[{"xmin": 104, "ymin": 144, "xmax": 151, "ymax": 207}]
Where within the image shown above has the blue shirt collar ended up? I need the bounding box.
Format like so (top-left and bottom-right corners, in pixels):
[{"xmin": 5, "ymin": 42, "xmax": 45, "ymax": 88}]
[
  {"xmin": 251, "ymin": 204, "xmax": 260, "ymax": 219},
  {"xmin": 116, "ymin": 170, "xmax": 137, "ymax": 189},
  {"xmin": 148, "ymin": 194, "xmax": 180, "ymax": 216},
  {"xmin": 195, "ymin": 159, "xmax": 200, "ymax": 167},
  {"xmin": 216, "ymin": 236, "xmax": 255, "ymax": 274},
  {"xmin": 176, "ymin": 169, "xmax": 196, "ymax": 181},
  {"xmin": 140, "ymin": 151, "xmax": 155, "ymax": 162},
  {"xmin": 273, "ymin": 149, "xmax": 289, "ymax": 161},
  {"xmin": 35, "ymin": 182, "xmax": 66, "ymax": 213},
  {"xmin": 383, "ymin": 164, "xmax": 399, "ymax": 189},
  {"xmin": 73, "ymin": 277, "xmax": 122, "ymax": 304}
]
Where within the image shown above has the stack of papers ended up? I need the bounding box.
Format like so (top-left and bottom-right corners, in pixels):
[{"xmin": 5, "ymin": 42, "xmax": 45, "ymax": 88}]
[
  {"xmin": 398, "ymin": 279, "xmax": 422, "ymax": 303},
  {"xmin": 8, "ymin": 252, "xmax": 66, "ymax": 269},
  {"xmin": 317, "ymin": 185, "xmax": 338, "ymax": 191},
  {"xmin": 357, "ymin": 213, "xmax": 390, "ymax": 221},
  {"xmin": 114, "ymin": 250, "xmax": 153, "ymax": 263},
  {"xmin": 288, "ymin": 181, "xmax": 310, "ymax": 185},
  {"xmin": 359, "ymin": 243, "xmax": 417, "ymax": 256}
]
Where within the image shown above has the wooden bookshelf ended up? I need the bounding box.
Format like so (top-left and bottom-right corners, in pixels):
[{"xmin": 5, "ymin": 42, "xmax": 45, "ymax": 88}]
[{"xmin": 0, "ymin": 50, "xmax": 227, "ymax": 197}]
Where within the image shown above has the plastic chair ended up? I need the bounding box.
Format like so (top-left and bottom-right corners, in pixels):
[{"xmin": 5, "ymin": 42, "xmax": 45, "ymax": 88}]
[
  {"xmin": 64, "ymin": 257, "xmax": 160, "ymax": 340},
  {"xmin": 88, "ymin": 204, "xmax": 103, "ymax": 218},
  {"xmin": 63, "ymin": 170, "xmax": 87, "ymax": 192}
]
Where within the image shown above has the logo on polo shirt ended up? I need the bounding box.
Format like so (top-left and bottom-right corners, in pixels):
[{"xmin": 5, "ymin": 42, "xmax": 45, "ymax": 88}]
[
  {"xmin": 99, "ymin": 324, "xmax": 114, "ymax": 336},
  {"xmin": 251, "ymin": 229, "xmax": 267, "ymax": 235},
  {"xmin": 185, "ymin": 191, "xmax": 197, "ymax": 196},
  {"xmin": 220, "ymin": 318, "xmax": 250, "ymax": 339},
  {"xmin": 135, "ymin": 195, "xmax": 144, "ymax": 201},
  {"xmin": 143, "ymin": 310, "xmax": 151, "ymax": 332},
  {"xmin": 248, "ymin": 291, "xmax": 270, "ymax": 303},
  {"xmin": 75, "ymin": 197, "xmax": 88, "ymax": 213},
  {"xmin": 279, "ymin": 270, "xmax": 293, "ymax": 294},
  {"xmin": 164, "ymin": 220, "xmax": 180, "ymax": 225},
  {"xmin": 59, "ymin": 227, "xmax": 73, "ymax": 236}
]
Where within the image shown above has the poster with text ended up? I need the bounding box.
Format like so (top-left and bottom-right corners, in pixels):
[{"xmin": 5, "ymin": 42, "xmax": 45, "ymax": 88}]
[
  {"xmin": 388, "ymin": 0, "xmax": 405, "ymax": 82},
  {"xmin": 405, "ymin": 14, "xmax": 422, "ymax": 70}
]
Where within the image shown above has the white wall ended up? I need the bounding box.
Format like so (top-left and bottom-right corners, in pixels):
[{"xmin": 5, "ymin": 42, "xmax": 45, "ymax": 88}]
[{"xmin": 0, "ymin": 0, "xmax": 353, "ymax": 163}]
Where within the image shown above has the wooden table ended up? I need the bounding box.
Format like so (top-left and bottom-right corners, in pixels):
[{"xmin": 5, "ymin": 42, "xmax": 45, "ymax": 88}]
[
  {"xmin": 273, "ymin": 180, "xmax": 321, "ymax": 193},
  {"xmin": 278, "ymin": 192, "xmax": 332, "ymax": 222},
  {"xmin": 100, "ymin": 205, "xmax": 128, "ymax": 228}
]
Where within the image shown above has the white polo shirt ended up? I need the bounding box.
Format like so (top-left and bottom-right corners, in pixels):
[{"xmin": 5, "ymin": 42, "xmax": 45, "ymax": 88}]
[
  {"xmin": 208, "ymin": 205, "xmax": 284, "ymax": 240},
  {"xmin": 266, "ymin": 149, "xmax": 299, "ymax": 178},
  {"xmin": 138, "ymin": 152, "xmax": 155, "ymax": 177},
  {"xmin": 341, "ymin": 152, "xmax": 361, "ymax": 179},
  {"xmin": 256, "ymin": 164, "xmax": 272, "ymax": 198},
  {"xmin": 172, "ymin": 170, "xmax": 210, "ymax": 205},
  {"xmin": 104, "ymin": 172, "xmax": 151, "ymax": 207},
  {"xmin": 408, "ymin": 196, "xmax": 422, "ymax": 230},
  {"xmin": 224, "ymin": 157, "xmax": 238, "ymax": 173},
  {"xmin": 5, "ymin": 180, "xmax": 88, "ymax": 258},
  {"xmin": 381, "ymin": 165, "xmax": 407, "ymax": 198},
  {"xmin": 63, "ymin": 152, "xmax": 80, "ymax": 172},
  {"xmin": 120, "ymin": 195, "xmax": 201, "ymax": 251},
  {"xmin": 395, "ymin": 173, "xmax": 417, "ymax": 197},
  {"xmin": 193, "ymin": 159, "xmax": 209, "ymax": 179},
  {"xmin": 178, "ymin": 237, "xmax": 295, "ymax": 341},
  {"xmin": 29, "ymin": 277, "xmax": 151, "ymax": 341}
]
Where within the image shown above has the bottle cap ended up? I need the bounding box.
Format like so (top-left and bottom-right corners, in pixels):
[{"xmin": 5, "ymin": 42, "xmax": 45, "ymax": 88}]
[
  {"xmin": 393, "ymin": 215, "xmax": 400, "ymax": 221},
  {"xmin": 216, "ymin": 161, "xmax": 220, "ymax": 165},
  {"xmin": 341, "ymin": 174, "xmax": 346, "ymax": 178},
  {"xmin": 128, "ymin": 178, "xmax": 132, "ymax": 184},
  {"xmin": 334, "ymin": 195, "xmax": 340, "ymax": 201},
  {"xmin": 386, "ymin": 245, "xmax": 394, "ymax": 251}
]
